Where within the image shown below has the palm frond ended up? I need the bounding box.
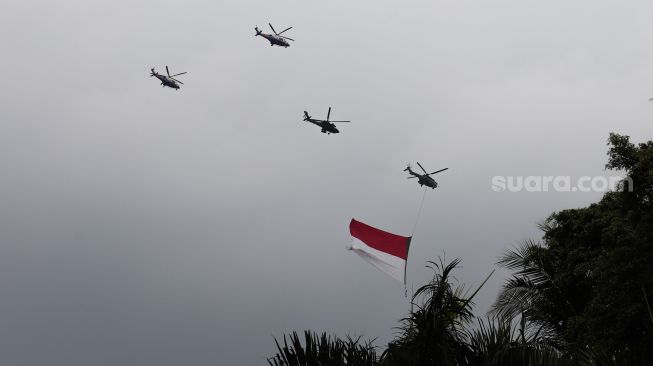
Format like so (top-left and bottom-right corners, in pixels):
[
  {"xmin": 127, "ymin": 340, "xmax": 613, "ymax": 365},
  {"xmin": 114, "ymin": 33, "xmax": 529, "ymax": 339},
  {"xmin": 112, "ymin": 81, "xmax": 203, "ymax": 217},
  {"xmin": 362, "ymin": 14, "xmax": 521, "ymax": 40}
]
[{"xmin": 267, "ymin": 330, "xmax": 379, "ymax": 366}]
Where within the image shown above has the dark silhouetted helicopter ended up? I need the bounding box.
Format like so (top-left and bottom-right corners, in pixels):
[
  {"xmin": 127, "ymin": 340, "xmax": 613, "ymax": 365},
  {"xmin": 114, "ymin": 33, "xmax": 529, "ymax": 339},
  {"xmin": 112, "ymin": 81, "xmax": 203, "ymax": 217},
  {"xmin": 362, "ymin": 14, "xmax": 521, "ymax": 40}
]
[
  {"xmin": 404, "ymin": 162, "xmax": 448, "ymax": 189},
  {"xmin": 303, "ymin": 107, "xmax": 350, "ymax": 134},
  {"xmin": 150, "ymin": 66, "xmax": 186, "ymax": 90},
  {"xmin": 255, "ymin": 23, "xmax": 294, "ymax": 48}
]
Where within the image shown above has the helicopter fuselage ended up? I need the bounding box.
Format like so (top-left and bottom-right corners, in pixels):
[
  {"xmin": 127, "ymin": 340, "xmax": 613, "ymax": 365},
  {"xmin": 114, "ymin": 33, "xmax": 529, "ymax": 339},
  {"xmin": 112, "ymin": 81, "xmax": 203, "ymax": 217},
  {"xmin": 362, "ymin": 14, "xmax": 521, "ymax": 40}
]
[
  {"xmin": 258, "ymin": 33, "xmax": 290, "ymax": 47},
  {"xmin": 306, "ymin": 119, "xmax": 339, "ymax": 134},
  {"xmin": 303, "ymin": 109, "xmax": 349, "ymax": 135},
  {"xmin": 153, "ymin": 74, "xmax": 180, "ymax": 89},
  {"xmin": 418, "ymin": 176, "xmax": 437, "ymax": 189},
  {"xmin": 406, "ymin": 168, "xmax": 438, "ymax": 189}
]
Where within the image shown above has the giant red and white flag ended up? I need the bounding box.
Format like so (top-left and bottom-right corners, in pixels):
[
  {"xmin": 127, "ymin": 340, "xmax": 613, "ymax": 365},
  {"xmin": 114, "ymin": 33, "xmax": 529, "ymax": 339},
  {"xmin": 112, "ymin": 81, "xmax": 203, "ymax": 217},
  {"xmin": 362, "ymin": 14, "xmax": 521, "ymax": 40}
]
[{"xmin": 348, "ymin": 219, "xmax": 412, "ymax": 283}]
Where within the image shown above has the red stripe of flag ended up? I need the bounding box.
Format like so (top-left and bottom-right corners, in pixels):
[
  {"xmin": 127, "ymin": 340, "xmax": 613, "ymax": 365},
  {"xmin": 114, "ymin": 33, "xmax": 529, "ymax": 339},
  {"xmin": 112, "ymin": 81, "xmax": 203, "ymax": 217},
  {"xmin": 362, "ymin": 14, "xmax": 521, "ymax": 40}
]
[{"xmin": 349, "ymin": 219, "xmax": 410, "ymax": 260}]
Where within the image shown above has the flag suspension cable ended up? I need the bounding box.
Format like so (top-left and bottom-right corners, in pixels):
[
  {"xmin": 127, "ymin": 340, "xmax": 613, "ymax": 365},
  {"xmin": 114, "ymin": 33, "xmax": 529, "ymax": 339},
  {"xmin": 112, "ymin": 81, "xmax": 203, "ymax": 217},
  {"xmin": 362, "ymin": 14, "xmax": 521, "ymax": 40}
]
[
  {"xmin": 405, "ymin": 187, "xmax": 427, "ymax": 296},
  {"xmin": 411, "ymin": 187, "xmax": 428, "ymax": 236}
]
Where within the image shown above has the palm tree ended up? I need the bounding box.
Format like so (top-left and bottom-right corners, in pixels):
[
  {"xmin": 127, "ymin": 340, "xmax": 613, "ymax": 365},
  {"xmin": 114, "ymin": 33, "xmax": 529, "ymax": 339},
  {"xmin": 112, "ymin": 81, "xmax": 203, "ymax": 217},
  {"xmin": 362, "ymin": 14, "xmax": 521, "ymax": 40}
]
[
  {"xmin": 267, "ymin": 330, "xmax": 379, "ymax": 366},
  {"xmin": 465, "ymin": 316, "xmax": 568, "ymax": 366},
  {"xmin": 380, "ymin": 258, "xmax": 491, "ymax": 366},
  {"xmin": 491, "ymin": 239, "xmax": 567, "ymax": 348},
  {"xmin": 268, "ymin": 258, "xmax": 572, "ymax": 366}
]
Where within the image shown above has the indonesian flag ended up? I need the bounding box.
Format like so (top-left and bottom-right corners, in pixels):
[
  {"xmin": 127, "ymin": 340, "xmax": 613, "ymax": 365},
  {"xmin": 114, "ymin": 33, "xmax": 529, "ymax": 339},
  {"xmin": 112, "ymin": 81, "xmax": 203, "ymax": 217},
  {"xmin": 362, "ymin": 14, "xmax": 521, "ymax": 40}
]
[{"xmin": 349, "ymin": 219, "xmax": 412, "ymax": 283}]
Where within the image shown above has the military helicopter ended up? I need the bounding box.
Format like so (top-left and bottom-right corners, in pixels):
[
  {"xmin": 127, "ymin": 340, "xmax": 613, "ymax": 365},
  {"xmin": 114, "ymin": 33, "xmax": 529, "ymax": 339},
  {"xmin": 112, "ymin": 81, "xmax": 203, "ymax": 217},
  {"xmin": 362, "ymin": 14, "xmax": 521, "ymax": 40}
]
[
  {"xmin": 255, "ymin": 23, "xmax": 294, "ymax": 47},
  {"xmin": 303, "ymin": 107, "xmax": 350, "ymax": 134},
  {"xmin": 150, "ymin": 66, "xmax": 187, "ymax": 90},
  {"xmin": 404, "ymin": 162, "xmax": 448, "ymax": 189}
]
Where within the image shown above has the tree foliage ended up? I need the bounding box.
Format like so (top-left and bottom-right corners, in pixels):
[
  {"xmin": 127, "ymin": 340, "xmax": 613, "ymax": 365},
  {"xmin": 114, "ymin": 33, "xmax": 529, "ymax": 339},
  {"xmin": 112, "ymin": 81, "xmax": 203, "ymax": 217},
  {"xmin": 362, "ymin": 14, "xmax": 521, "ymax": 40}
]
[
  {"xmin": 267, "ymin": 331, "xmax": 378, "ymax": 366},
  {"xmin": 380, "ymin": 258, "xmax": 478, "ymax": 366},
  {"xmin": 270, "ymin": 259, "xmax": 565, "ymax": 366},
  {"xmin": 494, "ymin": 133, "xmax": 653, "ymax": 362}
]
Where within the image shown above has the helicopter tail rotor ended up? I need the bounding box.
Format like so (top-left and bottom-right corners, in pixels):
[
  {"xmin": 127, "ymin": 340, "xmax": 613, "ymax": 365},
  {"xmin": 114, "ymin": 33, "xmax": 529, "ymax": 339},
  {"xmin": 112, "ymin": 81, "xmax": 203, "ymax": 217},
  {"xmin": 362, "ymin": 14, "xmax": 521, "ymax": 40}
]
[
  {"xmin": 303, "ymin": 111, "xmax": 311, "ymax": 121},
  {"xmin": 255, "ymin": 26, "xmax": 262, "ymax": 36},
  {"xmin": 404, "ymin": 164, "xmax": 411, "ymax": 172}
]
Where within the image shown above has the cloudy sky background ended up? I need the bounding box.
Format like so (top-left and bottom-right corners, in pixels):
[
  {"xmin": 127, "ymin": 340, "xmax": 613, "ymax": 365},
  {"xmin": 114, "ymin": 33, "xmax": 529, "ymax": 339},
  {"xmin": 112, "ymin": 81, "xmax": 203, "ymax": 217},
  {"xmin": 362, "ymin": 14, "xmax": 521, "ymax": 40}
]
[{"xmin": 1, "ymin": 0, "xmax": 652, "ymax": 364}]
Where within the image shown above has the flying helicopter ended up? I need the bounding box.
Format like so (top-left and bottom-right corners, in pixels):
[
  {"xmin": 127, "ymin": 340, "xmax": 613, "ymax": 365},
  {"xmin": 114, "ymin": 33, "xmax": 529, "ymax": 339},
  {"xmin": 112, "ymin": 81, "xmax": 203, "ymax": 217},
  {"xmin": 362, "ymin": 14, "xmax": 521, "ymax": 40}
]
[
  {"xmin": 303, "ymin": 107, "xmax": 350, "ymax": 134},
  {"xmin": 150, "ymin": 66, "xmax": 186, "ymax": 90},
  {"xmin": 404, "ymin": 162, "xmax": 448, "ymax": 189},
  {"xmin": 255, "ymin": 23, "xmax": 294, "ymax": 47}
]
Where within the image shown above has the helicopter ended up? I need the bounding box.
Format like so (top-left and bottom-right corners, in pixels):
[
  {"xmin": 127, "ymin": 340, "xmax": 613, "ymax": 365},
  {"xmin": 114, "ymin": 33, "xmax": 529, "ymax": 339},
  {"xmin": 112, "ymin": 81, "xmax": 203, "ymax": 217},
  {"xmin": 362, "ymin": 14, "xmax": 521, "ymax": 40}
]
[
  {"xmin": 150, "ymin": 66, "xmax": 187, "ymax": 90},
  {"xmin": 404, "ymin": 162, "xmax": 448, "ymax": 189},
  {"xmin": 303, "ymin": 107, "xmax": 350, "ymax": 134},
  {"xmin": 255, "ymin": 23, "xmax": 294, "ymax": 47}
]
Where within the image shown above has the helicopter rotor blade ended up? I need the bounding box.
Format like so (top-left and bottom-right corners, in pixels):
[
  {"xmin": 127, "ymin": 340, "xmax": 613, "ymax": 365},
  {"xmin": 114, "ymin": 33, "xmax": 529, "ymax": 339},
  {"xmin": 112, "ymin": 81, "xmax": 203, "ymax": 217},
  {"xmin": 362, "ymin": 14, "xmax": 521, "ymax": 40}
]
[
  {"xmin": 327, "ymin": 107, "xmax": 331, "ymax": 122},
  {"xmin": 166, "ymin": 66, "xmax": 170, "ymax": 77},
  {"xmin": 416, "ymin": 162, "xmax": 428, "ymax": 175},
  {"xmin": 172, "ymin": 78, "xmax": 184, "ymax": 85},
  {"xmin": 277, "ymin": 26, "xmax": 293, "ymax": 35},
  {"xmin": 428, "ymin": 168, "xmax": 449, "ymax": 175},
  {"xmin": 280, "ymin": 36, "xmax": 295, "ymax": 41},
  {"xmin": 407, "ymin": 176, "xmax": 417, "ymax": 179},
  {"xmin": 330, "ymin": 120, "xmax": 350, "ymax": 123},
  {"xmin": 269, "ymin": 23, "xmax": 277, "ymax": 35},
  {"xmin": 171, "ymin": 72, "xmax": 187, "ymax": 77}
]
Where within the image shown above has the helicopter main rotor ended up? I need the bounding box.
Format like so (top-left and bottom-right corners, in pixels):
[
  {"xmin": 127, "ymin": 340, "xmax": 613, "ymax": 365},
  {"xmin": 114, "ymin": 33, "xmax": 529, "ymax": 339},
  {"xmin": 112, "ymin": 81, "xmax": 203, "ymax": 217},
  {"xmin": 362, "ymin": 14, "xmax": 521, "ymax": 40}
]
[
  {"xmin": 165, "ymin": 65, "xmax": 187, "ymax": 84},
  {"xmin": 416, "ymin": 162, "xmax": 448, "ymax": 176},
  {"xmin": 269, "ymin": 23, "xmax": 294, "ymax": 41}
]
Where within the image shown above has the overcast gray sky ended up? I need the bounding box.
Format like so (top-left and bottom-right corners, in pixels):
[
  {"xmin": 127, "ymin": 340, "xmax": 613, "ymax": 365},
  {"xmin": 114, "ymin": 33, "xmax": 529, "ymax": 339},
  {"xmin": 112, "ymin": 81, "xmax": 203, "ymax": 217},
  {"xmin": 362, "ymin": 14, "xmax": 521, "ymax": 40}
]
[{"xmin": 1, "ymin": 0, "xmax": 652, "ymax": 364}]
